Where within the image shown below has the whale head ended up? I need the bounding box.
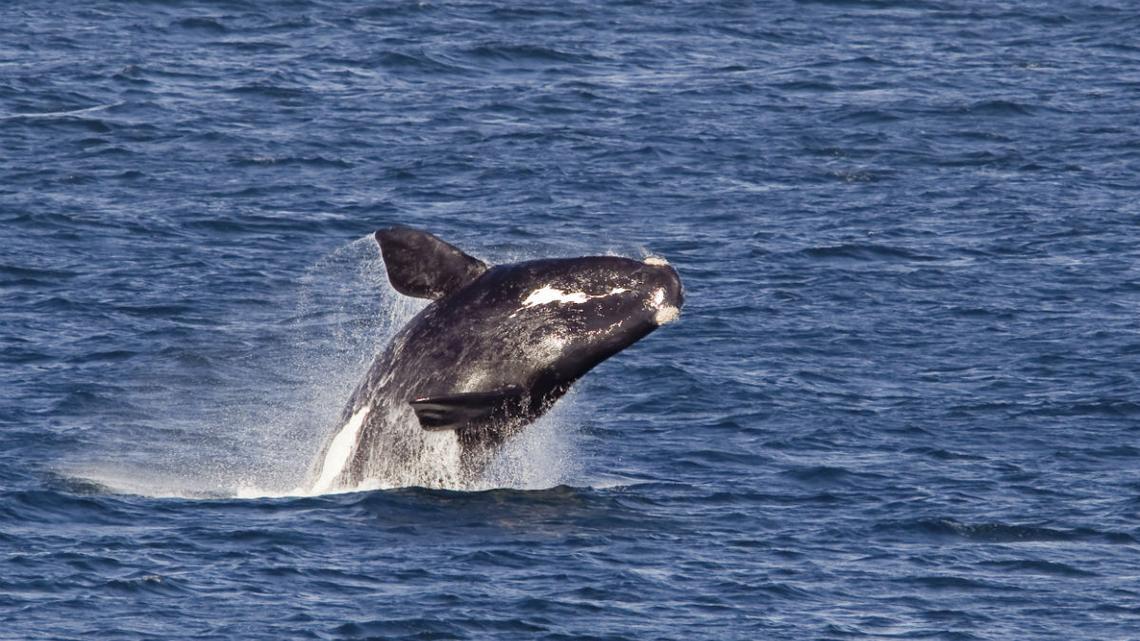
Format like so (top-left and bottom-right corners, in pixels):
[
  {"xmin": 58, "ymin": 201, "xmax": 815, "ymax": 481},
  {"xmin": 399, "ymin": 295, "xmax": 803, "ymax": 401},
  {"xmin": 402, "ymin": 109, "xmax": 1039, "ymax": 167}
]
[{"xmin": 493, "ymin": 254, "xmax": 684, "ymax": 381}]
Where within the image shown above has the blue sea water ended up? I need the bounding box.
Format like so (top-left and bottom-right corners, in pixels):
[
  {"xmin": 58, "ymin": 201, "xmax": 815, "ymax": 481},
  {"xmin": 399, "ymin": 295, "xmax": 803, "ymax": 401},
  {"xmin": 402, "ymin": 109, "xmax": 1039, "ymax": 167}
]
[{"xmin": 2, "ymin": 0, "xmax": 1139, "ymax": 638}]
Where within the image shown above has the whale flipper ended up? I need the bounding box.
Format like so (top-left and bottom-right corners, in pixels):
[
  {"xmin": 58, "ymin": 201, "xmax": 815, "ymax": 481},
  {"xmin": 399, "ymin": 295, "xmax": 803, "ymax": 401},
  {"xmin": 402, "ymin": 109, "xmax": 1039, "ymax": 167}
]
[
  {"xmin": 410, "ymin": 386, "xmax": 528, "ymax": 431},
  {"xmin": 375, "ymin": 227, "xmax": 489, "ymax": 300}
]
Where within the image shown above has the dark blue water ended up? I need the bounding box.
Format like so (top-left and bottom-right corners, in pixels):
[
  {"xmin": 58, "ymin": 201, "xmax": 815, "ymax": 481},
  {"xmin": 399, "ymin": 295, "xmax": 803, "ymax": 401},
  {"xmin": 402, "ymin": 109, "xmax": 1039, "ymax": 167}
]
[{"xmin": 3, "ymin": 1, "xmax": 1139, "ymax": 638}]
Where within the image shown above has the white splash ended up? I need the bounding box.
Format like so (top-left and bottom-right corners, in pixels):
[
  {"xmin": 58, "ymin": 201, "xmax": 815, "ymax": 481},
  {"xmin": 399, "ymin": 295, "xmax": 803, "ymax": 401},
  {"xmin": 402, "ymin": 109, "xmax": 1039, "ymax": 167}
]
[
  {"xmin": 309, "ymin": 406, "xmax": 369, "ymax": 494},
  {"xmin": 643, "ymin": 256, "xmax": 670, "ymax": 266},
  {"xmin": 415, "ymin": 429, "xmax": 465, "ymax": 487},
  {"xmin": 479, "ymin": 388, "xmax": 583, "ymax": 490},
  {"xmin": 64, "ymin": 236, "xmax": 602, "ymax": 499}
]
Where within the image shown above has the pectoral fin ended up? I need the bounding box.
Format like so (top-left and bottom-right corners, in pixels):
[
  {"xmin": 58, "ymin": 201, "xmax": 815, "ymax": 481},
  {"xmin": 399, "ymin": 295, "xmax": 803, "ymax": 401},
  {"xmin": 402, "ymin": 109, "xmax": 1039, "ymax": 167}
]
[{"xmin": 410, "ymin": 386, "xmax": 528, "ymax": 431}]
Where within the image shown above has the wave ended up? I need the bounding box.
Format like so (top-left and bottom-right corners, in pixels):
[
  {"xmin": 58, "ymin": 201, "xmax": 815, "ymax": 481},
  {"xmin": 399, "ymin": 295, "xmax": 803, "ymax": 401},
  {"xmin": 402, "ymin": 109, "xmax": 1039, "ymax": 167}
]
[
  {"xmin": 0, "ymin": 101, "xmax": 124, "ymax": 120},
  {"xmin": 876, "ymin": 518, "xmax": 1138, "ymax": 544},
  {"xmin": 800, "ymin": 243, "xmax": 940, "ymax": 263}
]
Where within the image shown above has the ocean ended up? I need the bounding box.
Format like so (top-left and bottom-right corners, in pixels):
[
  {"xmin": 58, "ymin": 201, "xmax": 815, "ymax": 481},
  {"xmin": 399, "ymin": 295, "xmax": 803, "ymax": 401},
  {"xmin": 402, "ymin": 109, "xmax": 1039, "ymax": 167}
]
[{"xmin": 2, "ymin": 1, "xmax": 1138, "ymax": 639}]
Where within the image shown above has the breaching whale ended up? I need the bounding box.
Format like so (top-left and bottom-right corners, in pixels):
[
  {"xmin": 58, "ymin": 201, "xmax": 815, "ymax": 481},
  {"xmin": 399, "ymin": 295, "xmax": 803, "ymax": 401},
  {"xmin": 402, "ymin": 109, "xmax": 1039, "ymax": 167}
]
[{"xmin": 308, "ymin": 227, "xmax": 684, "ymax": 492}]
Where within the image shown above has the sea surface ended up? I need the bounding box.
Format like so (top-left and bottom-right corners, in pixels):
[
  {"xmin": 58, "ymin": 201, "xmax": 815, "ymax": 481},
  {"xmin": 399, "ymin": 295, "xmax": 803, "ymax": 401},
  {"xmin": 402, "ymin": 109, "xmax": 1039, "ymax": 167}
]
[{"xmin": 2, "ymin": 1, "xmax": 1139, "ymax": 639}]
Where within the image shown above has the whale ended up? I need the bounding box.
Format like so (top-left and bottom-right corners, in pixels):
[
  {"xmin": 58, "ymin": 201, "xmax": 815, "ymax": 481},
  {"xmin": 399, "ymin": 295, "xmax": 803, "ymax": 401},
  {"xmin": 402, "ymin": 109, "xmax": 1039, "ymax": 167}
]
[{"xmin": 308, "ymin": 227, "xmax": 684, "ymax": 491}]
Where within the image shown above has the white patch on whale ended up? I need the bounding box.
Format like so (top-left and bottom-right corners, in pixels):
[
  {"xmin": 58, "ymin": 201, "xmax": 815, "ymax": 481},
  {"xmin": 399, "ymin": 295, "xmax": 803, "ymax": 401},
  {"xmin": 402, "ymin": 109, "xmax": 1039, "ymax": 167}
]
[
  {"xmin": 310, "ymin": 405, "xmax": 370, "ymax": 493},
  {"xmin": 648, "ymin": 287, "xmax": 680, "ymax": 325},
  {"xmin": 523, "ymin": 286, "xmax": 591, "ymax": 306},
  {"xmin": 654, "ymin": 305, "xmax": 680, "ymax": 325},
  {"xmin": 517, "ymin": 285, "xmax": 630, "ymax": 313}
]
